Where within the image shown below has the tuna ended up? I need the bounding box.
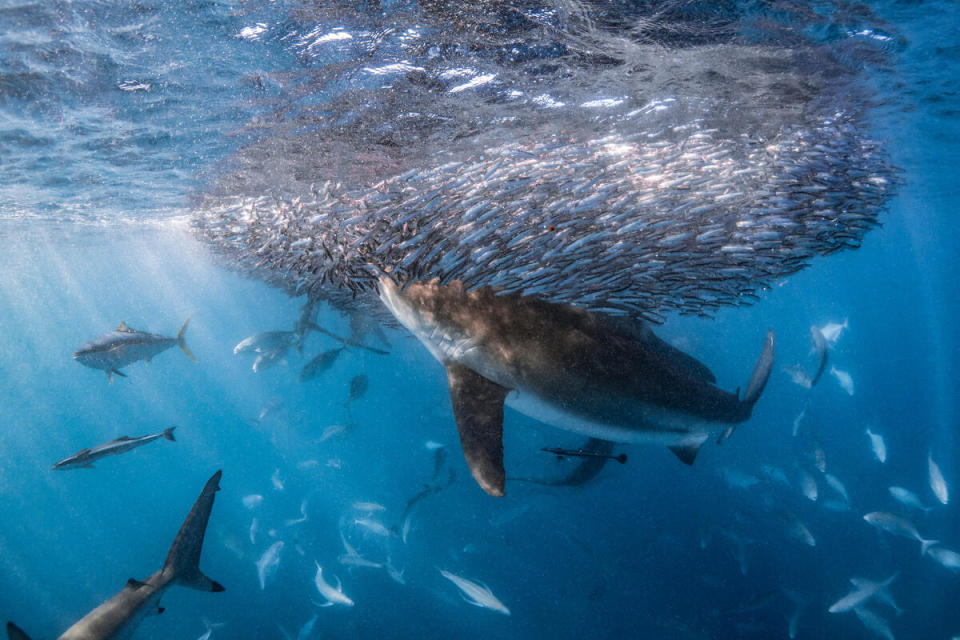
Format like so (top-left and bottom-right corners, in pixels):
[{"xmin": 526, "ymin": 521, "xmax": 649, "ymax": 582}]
[{"xmin": 74, "ymin": 319, "xmax": 195, "ymax": 382}]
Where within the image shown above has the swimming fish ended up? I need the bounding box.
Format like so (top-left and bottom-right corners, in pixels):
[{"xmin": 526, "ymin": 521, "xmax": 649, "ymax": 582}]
[
  {"xmin": 5, "ymin": 471, "xmax": 224, "ymax": 640},
  {"xmin": 799, "ymin": 471, "xmax": 818, "ymax": 502},
  {"xmin": 296, "ymin": 614, "xmax": 317, "ymax": 640},
  {"xmin": 926, "ymin": 545, "xmax": 960, "ymax": 572},
  {"xmin": 824, "ymin": 473, "xmax": 849, "ymax": 503},
  {"xmin": 513, "ymin": 438, "xmax": 621, "ymax": 487},
  {"xmin": 929, "ymin": 452, "xmax": 949, "ymax": 505},
  {"xmin": 829, "ymin": 366, "xmax": 854, "ymax": 395},
  {"xmin": 284, "ymin": 499, "xmax": 309, "ymax": 527},
  {"xmin": 338, "ymin": 532, "xmax": 383, "ymax": 570},
  {"xmin": 853, "ymin": 606, "xmax": 894, "ymax": 640},
  {"xmin": 809, "ymin": 326, "xmax": 829, "ymax": 387},
  {"xmin": 299, "ymin": 347, "xmax": 345, "ymax": 382},
  {"xmin": 257, "ymin": 541, "xmax": 284, "ymax": 590},
  {"xmin": 242, "ymin": 494, "xmax": 263, "ymax": 510},
  {"xmin": 541, "ymin": 446, "xmax": 627, "ymax": 464},
  {"xmin": 438, "ymin": 569, "xmax": 510, "ymax": 615},
  {"xmin": 347, "ymin": 374, "xmax": 369, "ymax": 403},
  {"xmin": 313, "ymin": 562, "xmax": 354, "ymax": 607},
  {"xmin": 74, "ymin": 319, "xmax": 195, "ymax": 382},
  {"xmin": 52, "ymin": 427, "xmax": 177, "ymax": 470},
  {"xmin": 888, "ymin": 486, "xmax": 930, "ymax": 513},
  {"xmin": 233, "ymin": 331, "xmax": 297, "ymax": 355},
  {"xmin": 352, "ymin": 502, "xmax": 386, "ymax": 512},
  {"xmin": 818, "ymin": 319, "xmax": 849, "ymax": 345},
  {"xmin": 866, "ymin": 429, "xmax": 886, "ymax": 463},
  {"xmin": 828, "ymin": 572, "xmax": 898, "ymax": 613},
  {"xmin": 863, "ymin": 512, "xmax": 937, "ymax": 553}
]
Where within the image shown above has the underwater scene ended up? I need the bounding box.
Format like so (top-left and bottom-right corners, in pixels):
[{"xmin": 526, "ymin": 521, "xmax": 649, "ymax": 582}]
[{"xmin": 1, "ymin": 0, "xmax": 958, "ymax": 638}]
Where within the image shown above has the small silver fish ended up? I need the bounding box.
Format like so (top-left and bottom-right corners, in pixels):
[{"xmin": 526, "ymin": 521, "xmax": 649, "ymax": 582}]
[
  {"xmin": 863, "ymin": 512, "xmax": 937, "ymax": 553},
  {"xmin": 438, "ymin": 569, "xmax": 510, "ymax": 615},
  {"xmin": 865, "ymin": 429, "xmax": 886, "ymax": 463},
  {"xmin": 929, "ymin": 452, "xmax": 949, "ymax": 505}
]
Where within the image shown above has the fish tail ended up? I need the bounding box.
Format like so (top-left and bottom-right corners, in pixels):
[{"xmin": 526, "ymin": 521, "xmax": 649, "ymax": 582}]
[
  {"xmin": 741, "ymin": 329, "xmax": 776, "ymax": 409},
  {"xmin": 177, "ymin": 317, "xmax": 197, "ymax": 362},
  {"xmin": 162, "ymin": 470, "xmax": 225, "ymax": 592},
  {"xmin": 163, "ymin": 426, "xmax": 177, "ymax": 442},
  {"xmin": 717, "ymin": 330, "xmax": 775, "ymax": 445}
]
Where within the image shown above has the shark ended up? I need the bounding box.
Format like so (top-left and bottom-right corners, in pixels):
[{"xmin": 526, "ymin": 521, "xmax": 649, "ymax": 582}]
[
  {"xmin": 378, "ymin": 278, "xmax": 774, "ymax": 496},
  {"xmin": 6, "ymin": 470, "xmax": 225, "ymax": 640}
]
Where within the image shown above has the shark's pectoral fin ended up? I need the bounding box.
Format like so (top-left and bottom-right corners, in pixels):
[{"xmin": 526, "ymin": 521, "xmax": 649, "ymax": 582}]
[
  {"xmin": 668, "ymin": 438, "xmax": 707, "ymax": 466},
  {"xmin": 6, "ymin": 622, "xmax": 33, "ymax": 640},
  {"xmin": 126, "ymin": 578, "xmax": 148, "ymax": 590},
  {"xmin": 446, "ymin": 364, "xmax": 509, "ymax": 497}
]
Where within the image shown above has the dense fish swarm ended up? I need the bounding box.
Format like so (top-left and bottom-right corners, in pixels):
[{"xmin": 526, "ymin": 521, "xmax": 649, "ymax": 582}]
[
  {"xmin": 191, "ymin": 0, "xmax": 899, "ymax": 320},
  {"xmin": 194, "ymin": 119, "xmax": 893, "ymax": 320}
]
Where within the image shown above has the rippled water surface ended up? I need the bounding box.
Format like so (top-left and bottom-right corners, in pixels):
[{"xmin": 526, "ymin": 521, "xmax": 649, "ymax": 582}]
[{"xmin": 1, "ymin": 1, "xmax": 959, "ymax": 639}]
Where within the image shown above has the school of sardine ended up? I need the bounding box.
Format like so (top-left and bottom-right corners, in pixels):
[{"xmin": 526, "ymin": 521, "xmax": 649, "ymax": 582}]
[{"xmin": 193, "ymin": 119, "xmax": 894, "ymax": 322}]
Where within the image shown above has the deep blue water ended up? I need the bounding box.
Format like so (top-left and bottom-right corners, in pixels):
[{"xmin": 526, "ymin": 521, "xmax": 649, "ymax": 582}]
[{"xmin": 1, "ymin": 1, "xmax": 959, "ymax": 639}]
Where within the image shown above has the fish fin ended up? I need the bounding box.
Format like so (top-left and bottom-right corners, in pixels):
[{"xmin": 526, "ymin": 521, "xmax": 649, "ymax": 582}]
[
  {"xmin": 719, "ymin": 329, "xmax": 775, "ymax": 444},
  {"xmin": 112, "ymin": 369, "xmax": 127, "ymax": 378},
  {"xmin": 162, "ymin": 470, "xmax": 225, "ymax": 592},
  {"xmin": 445, "ymin": 363, "xmax": 509, "ymax": 497},
  {"xmin": 126, "ymin": 578, "xmax": 148, "ymax": 590},
  {"xmin": 312, "ymin": 600, "xmax": 335, "ymax": 608},
  {"xmin": 668, "ymin": 439, "xmax": 705, "ymax": 466},
  {"xmin": 112, "ymin": 436, "xmax": 134, "ymax": 442},
  {"xmin": 741, "ymin": 329, "xmax": 776, "ymax": 407},
  {"xmin": 116, "ymin": 322, "xmax": 134, "ymax": 332},
  {"xmin": 177, "ymin": 317, "xmax": 197, "ymax": 362},
  {"xmin": 921, "ymin": 539, "xmax": 939, "ymax": 555},
  {"xmin": 156, "ymin": 607, "xmax": 165, "ymax": 614},
  {"xmin": 107, "ymin": 371, "xmax": 113, "ymax": 383},
  {"xmin": 6, "ymin": 622, "xmax": 33, "ymax": 640},
  {"xmin": 163, "ymin": 426, "xmax": 177, "ymax": 442}
]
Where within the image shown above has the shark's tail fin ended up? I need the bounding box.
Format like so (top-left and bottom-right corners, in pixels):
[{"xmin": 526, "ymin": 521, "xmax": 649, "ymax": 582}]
[
  {"xmin": 162, "ymin": 470, "xmax": 225, "ymax": 592},
  {"xmin": 921, "ymin": 538, "xmax": 940, "ymax": 555},
  {"xmin": 177, "ymin": 317, "xmax": 197, "ymax": 363},
  {"xmin": 6, "ymin": 622, "xmax": 32, "ymax": 640},
  {"xmin": 163, "ymin": 426, "xmax": 177, "ymax": 442}
]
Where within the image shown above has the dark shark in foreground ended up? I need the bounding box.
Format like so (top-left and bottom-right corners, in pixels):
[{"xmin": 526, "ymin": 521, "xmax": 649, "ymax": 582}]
[
  {"xmin": 52, "ymin": 427, "xmax": 177, "ymax": 470},
  {"xmin": 379, "ymin": 278, "xmax": 774, "ymax": 497},
  {"xmin": 73, "ymin": 319, "xmax": 195, "ymax": 382},
  {"xmin": 6, "ymin": 470, "xmax": 224, "ymax": 640}
]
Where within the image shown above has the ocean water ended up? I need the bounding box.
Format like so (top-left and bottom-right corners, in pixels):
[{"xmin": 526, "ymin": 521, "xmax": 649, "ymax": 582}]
[{"xmin": 1, "ymin": 1, "xmax": 959, "ymax": 639}]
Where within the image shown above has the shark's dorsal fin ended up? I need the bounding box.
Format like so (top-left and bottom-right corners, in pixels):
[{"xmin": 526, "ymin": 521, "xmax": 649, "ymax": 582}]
[
  {"xmin": 668, "ymin": 439, "xmax": 706, "ymax": 466},
  {"xmin": 116, "ymin": 322, "xmax": 135, "ymax": 332},
  {"xmin": 112, "ymin": 436, "xmax": 134, "ymax": 442},
  {"xmin": 6, "ymin": 622, "xmax": 33, "ymax": 640},
  {"xmin": 126, "ymin": 578, "xmax": 148, "ymax": 590},
  {"xmin": 446, "ymin": 364, "xmax": 509, "ymax": 497},
  {"xmin": 162, "ymin": 470, "xmax": 225, "ymax": 593}
]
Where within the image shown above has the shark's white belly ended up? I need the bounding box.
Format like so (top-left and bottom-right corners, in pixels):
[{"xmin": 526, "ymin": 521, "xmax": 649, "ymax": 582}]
[
  {"xmin": 504, "ymin": 388, "xmax": 714, "ymax": 447},
  {"xmin": 380, "ymin": 282, "xmax": 715, "ymax": 446}
]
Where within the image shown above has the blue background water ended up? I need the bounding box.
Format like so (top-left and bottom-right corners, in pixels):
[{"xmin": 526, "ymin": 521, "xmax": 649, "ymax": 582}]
[{"xmin": 1, "ymin": 1, "xmax": 959, "ymax": 639}]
